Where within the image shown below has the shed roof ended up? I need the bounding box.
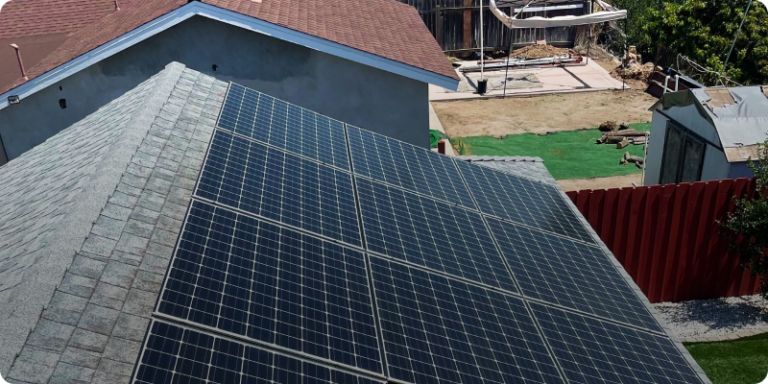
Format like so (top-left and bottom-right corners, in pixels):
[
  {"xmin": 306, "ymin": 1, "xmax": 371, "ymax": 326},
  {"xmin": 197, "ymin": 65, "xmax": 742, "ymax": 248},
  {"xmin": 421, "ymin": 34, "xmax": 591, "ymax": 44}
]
[
  {"xmin": 653, "ymin": 86, "xmax": 768, "ymax": 162},
  {"xmin": 0, "ymin": 0, "xmax": 458, "ymax": 97}
]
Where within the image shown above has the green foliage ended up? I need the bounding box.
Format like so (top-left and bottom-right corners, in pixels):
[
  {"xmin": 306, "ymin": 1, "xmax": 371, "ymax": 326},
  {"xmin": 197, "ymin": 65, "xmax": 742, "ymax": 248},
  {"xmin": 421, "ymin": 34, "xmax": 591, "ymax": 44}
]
[
  {"xmin": 641, "ymin": 0, "xmax": 768, "ymax": 85},
  {"xmin": 721, "ymin": 136, "xmax": 768, "ymax": 298}
]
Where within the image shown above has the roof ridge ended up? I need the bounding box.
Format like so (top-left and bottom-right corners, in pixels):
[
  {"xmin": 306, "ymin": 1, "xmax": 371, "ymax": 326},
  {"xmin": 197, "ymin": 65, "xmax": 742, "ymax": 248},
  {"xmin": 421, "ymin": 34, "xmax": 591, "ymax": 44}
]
[{"xmin": 0, "ymin": 62, "xmax": 185, "ymax": 373}]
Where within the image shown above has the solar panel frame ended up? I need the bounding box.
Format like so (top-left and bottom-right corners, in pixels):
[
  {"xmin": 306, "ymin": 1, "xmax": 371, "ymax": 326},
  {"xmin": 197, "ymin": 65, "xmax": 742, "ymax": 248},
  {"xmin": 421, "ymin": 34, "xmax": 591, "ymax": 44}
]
[
  {"xmin": 455, "ymin": 159, "xmax": 596, "ymax": 244},
  {"xmin": 355, "ymin": 177, "xmax": 518, "ymax": 293},
  {"xmin": 369, "ymin": 256, "xmax": 565, "ymax": 384},
  {"xmin": 217, "ymin": 83, "xmax": 350, "ymax": 170},
  {"xmin": 195, "ymin": 129, "xmax": 361, "ymax": 247},
  {"xmin": 529, "ymin": 303, "xmax": 706, "ymax": 384},
  {"xmin": 157, "ymin": 200, "xmax": 383, "ymax": 373},
  {"xmin": 347, "ymin": 125, "xmax": 476, "ymax": 209},
  {"xmin": 487, "ymin": 217, "xmax": 663, "ymax": 333},
  {"xmin": 133, "ymin": 320, "xmax": 387, "ymax": 384}
]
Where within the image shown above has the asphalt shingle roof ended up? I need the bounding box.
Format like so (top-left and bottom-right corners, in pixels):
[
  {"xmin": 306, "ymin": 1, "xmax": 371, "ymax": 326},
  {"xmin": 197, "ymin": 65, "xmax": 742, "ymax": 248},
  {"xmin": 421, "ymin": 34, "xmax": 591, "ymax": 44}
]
[
  {"xmin": 456, "ymin": 156, "xmax": 558, "ymax": 186},
  {"xmin": 0, "ymin": 62, "xmax": 227, "ymax": 383},
  {"xmin": 1, "ymin": 0, "xmax": 458, "ymax": 94}
]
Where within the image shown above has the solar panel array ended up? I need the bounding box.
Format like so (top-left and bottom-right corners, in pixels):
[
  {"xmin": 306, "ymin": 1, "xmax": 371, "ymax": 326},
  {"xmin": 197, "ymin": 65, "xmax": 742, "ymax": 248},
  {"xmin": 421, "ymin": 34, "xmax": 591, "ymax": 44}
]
[{"xmin": 131, "ymin": 83, "xmax": 707, "ymax": 384}]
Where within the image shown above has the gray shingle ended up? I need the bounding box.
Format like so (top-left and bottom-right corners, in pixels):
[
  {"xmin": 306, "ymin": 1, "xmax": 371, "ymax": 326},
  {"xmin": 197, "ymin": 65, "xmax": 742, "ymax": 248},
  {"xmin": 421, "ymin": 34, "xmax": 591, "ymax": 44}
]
[{"xmin": 456, "ymin": 156, "xmax": 559, "ymax": 186}]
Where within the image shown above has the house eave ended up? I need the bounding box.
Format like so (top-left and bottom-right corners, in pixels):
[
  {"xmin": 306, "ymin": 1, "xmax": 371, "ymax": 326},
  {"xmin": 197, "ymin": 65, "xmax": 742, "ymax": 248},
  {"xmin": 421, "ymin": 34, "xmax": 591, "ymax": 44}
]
[{"xmin": 0, "ymin": 1, "xmax": 459, "ymax": 110}]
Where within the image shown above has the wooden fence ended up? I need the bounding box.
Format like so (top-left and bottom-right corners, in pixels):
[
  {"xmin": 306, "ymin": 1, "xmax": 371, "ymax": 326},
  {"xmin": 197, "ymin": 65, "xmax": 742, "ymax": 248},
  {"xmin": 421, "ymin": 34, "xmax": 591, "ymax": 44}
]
[
  {"xmin": 565, "ymin": 178, "xmax": 762, "ymax": 303},
  {"xmin": 395, "ymin": 0, "xmax": 586, "ymax": 52}
]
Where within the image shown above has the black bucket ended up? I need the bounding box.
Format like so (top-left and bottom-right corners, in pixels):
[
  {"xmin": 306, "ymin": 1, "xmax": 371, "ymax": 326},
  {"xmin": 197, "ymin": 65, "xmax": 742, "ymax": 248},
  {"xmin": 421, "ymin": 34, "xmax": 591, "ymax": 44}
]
[{"xmin": 477, "ymin": 79, "xmax": 488, "ymax": 94}]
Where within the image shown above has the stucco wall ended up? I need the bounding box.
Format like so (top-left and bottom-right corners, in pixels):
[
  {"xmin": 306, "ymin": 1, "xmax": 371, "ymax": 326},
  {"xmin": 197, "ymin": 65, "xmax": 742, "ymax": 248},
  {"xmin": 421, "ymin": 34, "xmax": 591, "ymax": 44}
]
[{"xmin": 0, "ymin": 16, "xmax": 429, "ymax": 160}]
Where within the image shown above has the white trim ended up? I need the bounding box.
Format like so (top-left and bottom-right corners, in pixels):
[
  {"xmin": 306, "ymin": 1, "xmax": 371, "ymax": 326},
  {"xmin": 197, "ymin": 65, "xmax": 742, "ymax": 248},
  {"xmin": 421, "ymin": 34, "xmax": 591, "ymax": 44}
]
[{"xmin": 0, "ymin": 2, "xmax": 459, "ymax": 110}]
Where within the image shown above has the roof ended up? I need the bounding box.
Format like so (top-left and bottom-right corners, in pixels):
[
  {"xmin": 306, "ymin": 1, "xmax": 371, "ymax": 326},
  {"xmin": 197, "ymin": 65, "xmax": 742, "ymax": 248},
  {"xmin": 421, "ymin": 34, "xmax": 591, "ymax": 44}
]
[
  {"xmin": 0, "ymin": 0, "xmax": 122, "ymax": 93},
  {"xmin": 456, "ymin": 156, "xmax": 558, "ymax": 186},
  {"xmin": 0, "ymin": 0, "xmax": 458, "ymax": 97},
  {"xmin": 653, "ymin": 86, "xmax": 768, "ymax": 162},
  {"xmin": 0, "ymin": 64, "xmax": 709, "ymax": 384},
  {"xmin": 0, "ymin": 62, "xmax": 227, "ymax": 380}
]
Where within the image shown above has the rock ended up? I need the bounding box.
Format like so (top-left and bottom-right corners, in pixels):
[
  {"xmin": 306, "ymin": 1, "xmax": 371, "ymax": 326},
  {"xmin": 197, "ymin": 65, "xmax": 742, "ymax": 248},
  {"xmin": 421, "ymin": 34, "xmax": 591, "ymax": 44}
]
[{"xmin": 599, "ymin": 121, "xmax": 617, "ymax": 132}]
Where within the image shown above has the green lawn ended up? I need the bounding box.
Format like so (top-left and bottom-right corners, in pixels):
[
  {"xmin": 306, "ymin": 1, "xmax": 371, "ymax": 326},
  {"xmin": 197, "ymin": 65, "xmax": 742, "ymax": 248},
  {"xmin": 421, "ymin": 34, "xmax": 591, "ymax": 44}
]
[
  {"xmin": 686, "ymin": 333, "xmax": 768, "ymax": 384},
  {"xmin": 450, "ymin": 123, "xmax": 651, "ymax": 180}
]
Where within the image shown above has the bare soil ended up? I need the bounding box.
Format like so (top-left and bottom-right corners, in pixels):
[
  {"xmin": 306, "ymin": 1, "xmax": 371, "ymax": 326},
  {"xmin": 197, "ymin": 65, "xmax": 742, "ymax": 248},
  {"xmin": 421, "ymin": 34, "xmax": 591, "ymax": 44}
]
[
  {"xmin": 556, "ymin": 174, "xmax": 641, "ymax": 192},
  {"xmin": 433, "ymin": 89, "xmax": 656, "ymax": 137},
  {"xmin": 510, "ymin": 44, "xmax": 573, "ymax": 59}
]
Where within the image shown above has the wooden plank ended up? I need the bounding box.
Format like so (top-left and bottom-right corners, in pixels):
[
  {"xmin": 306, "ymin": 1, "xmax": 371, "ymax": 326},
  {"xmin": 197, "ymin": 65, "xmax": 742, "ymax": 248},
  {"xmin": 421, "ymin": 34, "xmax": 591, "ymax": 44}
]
[
  {"xmin": 637, "ymin": 185, "xmax": 658, "ymax": 297},
  {"xmin": 676, "ymin": 181, "xmax": 705, "ymax": 301},
  {"xmin": 611, "ymin": 187, "xmax": 633, "ymax": 265},
  {"xmin": 588, "ymin": 189, "xmax": 605, "ymax": 235},
  {"xmin": 623, "ymin": 186, "xmax": 647, "ymax": 284},
  {"xmin": 463, "ymin": 0, "xmax": 472, "ymax": 49},
  {"xmin": 661, "ymin": 182, "xmax": 687, "ymax": 302},
  {"xmin": 601, "ymin": 188, "xmax": 620, "ymax": 250},
  {"xmin": 648, "ymin": 184, "xmax": 674, "ymax": 302}
]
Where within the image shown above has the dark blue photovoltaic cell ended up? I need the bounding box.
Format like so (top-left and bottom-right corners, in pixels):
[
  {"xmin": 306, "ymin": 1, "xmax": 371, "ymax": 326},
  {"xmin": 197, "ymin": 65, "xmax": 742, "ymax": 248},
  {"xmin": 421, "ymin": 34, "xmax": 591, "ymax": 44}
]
[
  {"xmin": 347, "ymin": 125, "xmax": 476, "ymax": 208},
  {"xmin": 455, "ymin": 160, "xmax": 596, "ymax": 244},
  {"xmin": 217, "ymin": 83, "xmax": 349, "ymax": 170},
  {"xmin": 370, "ymin": 257, "xmax": 564, "ymax": 384},
  {"xmin": 196, "ymin": 130, "xmax": 361, "ymax": 246},
  {"xmin": 530, "ymin": 303, "xmax": 705, "ymax": 384},
  {"xmin": 134, "ymin": 321, "xmax": 385, "ymax": 384},
  {"xmin": 488, "ymin": 217, "xmax": 663, "ymax": 332},
  {"xmin": 158, "ymin": 201, "xmax": 381, "ymax": 373},
  {"xmin": 356, "ymin": 178, "xmax": 517, "ymax": 293}
]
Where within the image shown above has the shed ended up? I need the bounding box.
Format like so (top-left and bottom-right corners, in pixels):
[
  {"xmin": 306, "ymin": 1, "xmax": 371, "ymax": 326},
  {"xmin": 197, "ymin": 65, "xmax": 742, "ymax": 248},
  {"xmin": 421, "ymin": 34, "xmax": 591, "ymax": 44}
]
[{"xmin": 645, "ymin": 86, "xmax": 767, "ymax": 185}]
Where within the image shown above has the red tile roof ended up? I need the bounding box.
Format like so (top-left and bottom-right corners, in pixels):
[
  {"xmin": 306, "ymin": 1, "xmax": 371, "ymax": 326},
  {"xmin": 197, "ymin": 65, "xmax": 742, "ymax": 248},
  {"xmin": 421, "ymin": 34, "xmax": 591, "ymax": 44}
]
[{"xmin": 1, "ymin": 0, "xmax": 457, "ymax": 94}]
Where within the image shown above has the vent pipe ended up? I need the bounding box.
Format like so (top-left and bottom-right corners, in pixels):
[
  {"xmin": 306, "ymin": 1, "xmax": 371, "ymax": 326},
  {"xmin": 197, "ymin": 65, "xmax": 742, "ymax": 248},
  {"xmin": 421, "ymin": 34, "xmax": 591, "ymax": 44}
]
[{"xmin": 10, "ymin": 44, "xmax": 28, "ymax": 81}]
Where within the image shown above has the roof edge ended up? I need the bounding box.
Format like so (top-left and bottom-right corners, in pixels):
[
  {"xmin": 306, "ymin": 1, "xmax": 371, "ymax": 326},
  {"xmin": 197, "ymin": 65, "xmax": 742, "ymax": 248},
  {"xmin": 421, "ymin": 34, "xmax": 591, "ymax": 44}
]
[
  {"xmin": 556, "ymin": 188, "xmax": 714, "ymax": 384},
  {"xmin": 0, "ymin": 62, "xmax": 186, "ymax": 372},
  {"xmin": 0, "ymin": 2, "xmax": 460, "ymax": 110}
]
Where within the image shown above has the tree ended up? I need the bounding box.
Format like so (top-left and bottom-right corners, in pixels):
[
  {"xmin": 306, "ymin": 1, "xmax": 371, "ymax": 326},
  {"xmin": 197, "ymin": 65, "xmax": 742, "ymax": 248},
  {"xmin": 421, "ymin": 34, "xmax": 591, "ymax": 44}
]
[
  {"xmin": 721, "ymin": 136, "xmax": 768, "ymax": 298},
  {"xmin": 641, "ymin": 0, "xmax": 768, "ymax": 85}
]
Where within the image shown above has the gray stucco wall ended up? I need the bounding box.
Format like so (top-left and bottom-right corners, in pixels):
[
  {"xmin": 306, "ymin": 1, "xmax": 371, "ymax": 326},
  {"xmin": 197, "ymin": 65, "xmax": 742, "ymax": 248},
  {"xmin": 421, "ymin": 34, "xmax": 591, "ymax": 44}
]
[
  {"xmin": 0, "ymin": 16, "xmax": 429, "ymax": 160},
  {"xmin": 644, "ymin": 111, "xmax": 667, "ymax": 185}
]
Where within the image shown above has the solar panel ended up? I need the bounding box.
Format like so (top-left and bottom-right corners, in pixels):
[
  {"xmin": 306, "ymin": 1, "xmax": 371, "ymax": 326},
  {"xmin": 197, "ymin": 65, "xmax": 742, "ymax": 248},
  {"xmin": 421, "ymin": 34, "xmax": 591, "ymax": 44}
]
[
  {"xmin": 134, "ymin": 320, "xmax": 385, "ymax": 384},
  {"xmin": 217, "ymin": 83, "xmax": 350, "ymax": 170},
  {"xmin": 196, "ymin": 130, "xmax": 361, "ymax": 246},
  {"xmin": 487, "ymin": 217, "xmax": 662, "ymax": 332},
  {"xmin": 347, "ymin": 125, "xmax": 475, "ymax": 208},
  {"xmin": 455, "ymin": 160, "xmax": 595, "ymax": 244},
  {"xmin": 158, "ymin": 201, "xmax": 382, "ymax": 372},
  {"xmin": 529, "ymin": 303, "xmax": 705, "ymax": 384},
  {"xmin": 370, "ymin": 256, "xmax": 564, "ymax": 384},
  {"xmin": 356, "ymin": 177, "xmax": 517, "ymax": 292}
]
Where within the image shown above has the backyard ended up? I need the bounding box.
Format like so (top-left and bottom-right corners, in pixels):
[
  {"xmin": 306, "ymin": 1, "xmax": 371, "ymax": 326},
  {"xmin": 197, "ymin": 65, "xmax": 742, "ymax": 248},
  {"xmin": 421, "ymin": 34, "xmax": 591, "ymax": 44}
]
[
  {"xmin": 450, "ymin": 123, "xmax": 650, "ymax": 180},
  {"xmin": 433, "ymin": 89, "xmax": 656, "ymax": 190},
  {"xmin": 686, "ymin": 333, "xmax": 768, "ymax": 384}
]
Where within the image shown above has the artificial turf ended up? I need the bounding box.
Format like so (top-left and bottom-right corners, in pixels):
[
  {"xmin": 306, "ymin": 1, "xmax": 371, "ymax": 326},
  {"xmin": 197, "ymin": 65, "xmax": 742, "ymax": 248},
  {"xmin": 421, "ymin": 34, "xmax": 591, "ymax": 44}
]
[
  {"xmin": 450, "ymin": 123, "xmax": 651, "ymax": 180},
  {"xmin": 685, "ymin": 332, "xmax": 768, "ymax": 384}
]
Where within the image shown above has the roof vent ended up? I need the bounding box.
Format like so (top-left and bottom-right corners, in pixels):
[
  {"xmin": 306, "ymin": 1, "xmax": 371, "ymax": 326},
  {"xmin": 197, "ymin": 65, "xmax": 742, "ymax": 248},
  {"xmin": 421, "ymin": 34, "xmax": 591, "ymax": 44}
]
[
  {"xmin": 114, "ymin": 0, "xmax": 120, "ymax": 10},
  {"xmin": 9, "ymin": 44, "xmax": 28, "ymax": 81}
]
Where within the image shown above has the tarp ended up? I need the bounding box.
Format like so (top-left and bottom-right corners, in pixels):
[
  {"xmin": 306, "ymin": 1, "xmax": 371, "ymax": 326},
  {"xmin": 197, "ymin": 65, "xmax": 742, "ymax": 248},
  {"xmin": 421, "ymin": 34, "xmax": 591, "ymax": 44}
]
[{"xmin": 489, "ymin": 0, "xmax": 626, "ymax": 29}]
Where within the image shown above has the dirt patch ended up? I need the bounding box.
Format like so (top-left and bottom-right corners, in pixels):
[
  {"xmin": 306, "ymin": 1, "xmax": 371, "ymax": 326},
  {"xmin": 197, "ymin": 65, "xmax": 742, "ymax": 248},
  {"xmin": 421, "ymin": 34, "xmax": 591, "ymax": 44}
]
[
  {"xmin": 593, "ymin": 58, "xmax": 649, "ymax": 91},
  {"xmin": 433, "ymin": 90, "xmax": 656, "ymax": 137},
  {"xmin": 557, "ymin": 174, "xmax": 642, "ymax": 192},
  {"xmin": 510, "ymin": 44, "xmax": 573, "ymax": 59}
]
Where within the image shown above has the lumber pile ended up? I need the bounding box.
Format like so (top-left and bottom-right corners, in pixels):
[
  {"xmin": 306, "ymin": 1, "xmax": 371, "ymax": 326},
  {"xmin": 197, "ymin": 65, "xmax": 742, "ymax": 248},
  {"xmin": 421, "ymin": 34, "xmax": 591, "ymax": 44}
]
[
  {"xmin": 619, "ymin": 152, "xmax": 645, "ymax": 169},
  {"xmin": 510, "ymin": 44, "xmax": 573, "ymax": 59},
  {"xmin": 596, "ymin": 130, "xmax": 647, "ymax": 144}
]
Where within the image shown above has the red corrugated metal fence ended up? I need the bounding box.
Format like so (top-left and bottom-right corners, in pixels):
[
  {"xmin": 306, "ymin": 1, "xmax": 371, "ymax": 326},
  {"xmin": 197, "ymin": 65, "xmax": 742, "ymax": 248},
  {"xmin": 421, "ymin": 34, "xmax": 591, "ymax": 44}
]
[{"xmin": 566, "ymin": 178, "xmax": 762, "ymax": 303}]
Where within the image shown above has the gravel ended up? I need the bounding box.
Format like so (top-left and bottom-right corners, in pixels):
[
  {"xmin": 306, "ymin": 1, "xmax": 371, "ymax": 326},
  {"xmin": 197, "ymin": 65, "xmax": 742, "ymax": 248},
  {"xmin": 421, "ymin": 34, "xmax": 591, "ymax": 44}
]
[{"xmin": 653, "ymin": 294, "xmax": 768, "ymax": 340}]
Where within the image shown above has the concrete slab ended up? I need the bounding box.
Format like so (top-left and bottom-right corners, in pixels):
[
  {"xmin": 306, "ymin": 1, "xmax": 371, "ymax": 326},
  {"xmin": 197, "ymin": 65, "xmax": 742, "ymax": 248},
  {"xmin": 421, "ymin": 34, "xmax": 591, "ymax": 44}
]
[{"xmin": 430, "ymin": 59, "xmax": 628, "ymax": 101}]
